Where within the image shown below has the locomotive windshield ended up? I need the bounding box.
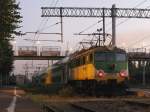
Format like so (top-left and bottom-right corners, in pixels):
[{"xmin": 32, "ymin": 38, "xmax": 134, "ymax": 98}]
[
  {"xmin": 94, "ymin": 53, "xmax": 105, "ymax": 61},
  {"xmin": 95, "ymin": 52, "xmax": 126, "ymax": 61},
  {"xmin": 116, "ymin": 53, "xmax": 126, "ymax": 61},
  {"xmin": 95, "ymin": 53, "xmax": 113, "ymax": 61}
]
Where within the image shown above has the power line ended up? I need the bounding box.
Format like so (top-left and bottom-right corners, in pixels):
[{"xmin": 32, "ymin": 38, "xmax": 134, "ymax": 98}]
[
  {"xmin": 35, "ymin": 0, "xmax": 56, "ymax": 33},
  {"xmin": 146, "ymin": 5, "xmax": 150, "ymax": 9},
  {"xmin": 105, "ymin": 0, "xmax": 148, "ymax": 32},
  {"xmin": 78, "ymin": 20, "xmax": 102, "ymax": 34},
  {"xmin": 54, "ymin": 0, "xmax": 59, "ymax": 6},
  {"xmin": 24, "ymin": 39, "xmax": 61, "ymax": 42},
  {"xmin": 39, "ymin": 0, "xmax": 60, "ymax": 32},
  {"xmin": 33, "ymin": 0, "xmax": 60, "ymax": 45},
  {"xmin": 127, "ymin": 34, "xmax": 150, "ymax": 48},
  {"xmin": 125, "ymin": 4, "xmax": 150, "ymax": 48},
  {"xmin": 142, "ymin": 44, "xmax": 150, "ymax": 48},
  {"xmin": 39, "ymin": 22, "xmax": 60, "ymax": 32},
  {"xmin": 39, "ymin": 0, "xmax": 60, "ymax": 31},
  {"xmin": 116, "ymin": 0, "xmax": 148, "ymax": 27},
  {"xmin": 49, "ymin": 0, "xmax": 56, "ymax": 6},
  {"xmin": 32, "ymin": 0, "xmax": 57, "ymax": 45}
]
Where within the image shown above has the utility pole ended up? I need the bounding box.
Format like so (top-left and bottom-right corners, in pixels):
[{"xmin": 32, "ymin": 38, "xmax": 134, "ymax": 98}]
[
  {"xmin": 24, "ymin": 63, "xmax": 29, "ymax": 83},
  {"xmin": 60, "ymin": 7, "xmax": 63, "ymax": 43},
  {"xmin": 143, "ymin": 61, "xmax": 146, "ymax": 86},
  {"xmin": 102, "ymin": 8, "xmax": 105, "ymax": 43},
  {"xmin": 112, "ymin": 4, "xmax": 116, "ymax": 47},
  {"xmin": 48, "ymin": 60, "xmax": 50, "ymax": 67}
]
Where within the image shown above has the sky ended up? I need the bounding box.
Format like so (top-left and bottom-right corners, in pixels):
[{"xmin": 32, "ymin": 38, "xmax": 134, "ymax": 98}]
[
  {"xmin": 16, "ymin": 0, "xmax": 150, "ymax": 48},
  {"xmin": 13, "ymin": 0, "xmax": 150, "ymax": 75}
]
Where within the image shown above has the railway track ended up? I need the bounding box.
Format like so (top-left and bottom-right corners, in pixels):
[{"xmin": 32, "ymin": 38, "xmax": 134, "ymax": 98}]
[
  {"xmin": 125, "ymin": 100, "xmax": 150, "ymax": 107},
  {"xmin": 127, "ymin": 88, "xmax": 150, "ymax": 97},
  {"xmin": 42, "ymin": 103, "xmax": 97, "ymax": 112},
  {"xmin": 42, "ymin": 104, "xmax": 60, "ymax": 112},
  {"xmin": 70, "ymin": 103, "xmax": 96, "ymax": 112},
  {"xmin": 41, "ymin": 97, "xmax": 150, "ymax": 112},
  {"xmin": 41, "ymin": 88, "xmax": 150, "ymax": 112}
]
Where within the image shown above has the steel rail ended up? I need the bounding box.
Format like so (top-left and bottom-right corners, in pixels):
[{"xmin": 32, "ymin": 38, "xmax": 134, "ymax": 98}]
[
  {"xmin": 125, "ymin": 100, "xmax": 150, "ymax": 107},
  {"xmin": 70, "ymin": 103, "xmax": 96, "ymax": 112}
]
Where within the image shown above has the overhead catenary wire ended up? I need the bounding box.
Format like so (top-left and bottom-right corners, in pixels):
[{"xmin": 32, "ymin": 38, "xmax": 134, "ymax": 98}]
[
  {"xmin": 39, "ymin": 0, "xmax": 60, "ymax": 32},
  {"xmin": 54, "ymin": 0, "xmax": 59, "ymax": 6},
  {"xmin": 106, "ymin": 0, "xmax": 148, "ymax": 32},
  {"xmin": 146, "ymin": 5, "xmax": 150, "ymax": 9},
  {"xmin": 142, "ymin": 43, "xmax": 150, "ymax": 48},
  {"xmin": 105, "ymin": 0, "xmax": 149, "ymax": 48},
  {"xmin": 24, "ymin": 39, "xmax": 61, "ymax": 42},
  {"xmin": 31, "ymin": 0, "xmax": 58, "ymax": 44},
  {"xmin": 116, "ymin": 0, "xmax": 148, "ymax": 27},
  {"xmin": 34, "ymin": 0, "xmax": 56, "ymax": 34},
  {"xmin": 127, "ymin": 34, "xmax": 150, "ymax": 48},
  {"xmin": 39, "ymin": 22, "xmax": 60, "ymax": 32},
  {"xmin": 126, "ymin": 5, "xmax": 150, "ymax": 48},
  {"xmin": 32, "ymin": 0, "xmax": 60, "ymax": 44},
  {"xmin": 78, "ymin": 20, "xmax": 103, "ymax": 34}
]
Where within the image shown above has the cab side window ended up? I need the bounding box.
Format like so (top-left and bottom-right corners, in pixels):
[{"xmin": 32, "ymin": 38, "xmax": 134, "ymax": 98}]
[
  {"xmin": 83, "ymin": 56, "xmax": 86, "ymax": 64},
  {"xmin": 89, "ymin": 53, "xmax": 93, "ymax": 63}
]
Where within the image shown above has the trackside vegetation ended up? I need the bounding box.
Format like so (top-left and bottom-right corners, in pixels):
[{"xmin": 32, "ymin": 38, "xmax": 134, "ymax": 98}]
[{"xmin": 0, "ymin": 0, "xmax": 21, "ymax": 84}]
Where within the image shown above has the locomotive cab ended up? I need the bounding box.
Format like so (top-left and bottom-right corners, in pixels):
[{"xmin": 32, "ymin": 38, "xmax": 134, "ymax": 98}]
[{"xmin": 94, "ymin": 48, "xmax": 128, "ymax": 86}]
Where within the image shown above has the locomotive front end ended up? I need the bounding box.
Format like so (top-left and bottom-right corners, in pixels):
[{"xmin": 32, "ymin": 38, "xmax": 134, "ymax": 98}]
[{"xmin": 94, "ymin": 51, "xmax": 128, "ymax": 86}]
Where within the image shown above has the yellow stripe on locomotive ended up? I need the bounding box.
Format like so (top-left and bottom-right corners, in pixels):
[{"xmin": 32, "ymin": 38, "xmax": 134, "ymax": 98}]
[
  {"xmin": 69, "ymin": 46, "xmax": 128, "ymax": 85},
  {"xmin": 71, "ymin": 64, "xmax": 95, "ymax": 80}
]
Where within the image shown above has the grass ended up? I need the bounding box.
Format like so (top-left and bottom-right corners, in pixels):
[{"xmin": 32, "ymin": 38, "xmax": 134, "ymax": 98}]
[{"xmin": 19, "ymin": 84, "xmax": 77, "ymax": 103}]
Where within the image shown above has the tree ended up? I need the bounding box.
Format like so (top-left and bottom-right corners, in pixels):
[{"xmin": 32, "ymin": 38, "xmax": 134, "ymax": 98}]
[
  {"xmin": 0, "ymin": 0, "xmax": 21, "ymax": 77},
  {"xmin": 0, "ymin": 0, "xmax": 22, "ymax": 40}
]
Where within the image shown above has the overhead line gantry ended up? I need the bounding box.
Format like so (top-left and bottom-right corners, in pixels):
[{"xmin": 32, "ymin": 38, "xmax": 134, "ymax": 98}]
[
  {"xmin": 41, "ymin": 5, "xmax": 150, "ymax": 47},
  {"xmin": 41, "ymin": 7, "xmax": 150, "ymax": 18}
]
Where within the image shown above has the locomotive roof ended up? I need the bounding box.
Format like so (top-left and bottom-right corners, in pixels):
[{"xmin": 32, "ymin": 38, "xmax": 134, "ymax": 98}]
[
  {"xmin": 50, "ymin": 46, "xmax": 126, "ymax": 68},
  {"xmin": 70, "ymin": 46, "xmax": 126, "ymax": 59}
]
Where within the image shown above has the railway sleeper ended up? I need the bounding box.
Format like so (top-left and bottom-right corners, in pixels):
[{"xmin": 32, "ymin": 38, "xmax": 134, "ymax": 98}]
[
  {"xmin": 70, "ymin": 103, "xmax": 96, "ymax": 112},
  {"xmin": 42, "ymin": 104, "xmax": 62, "ymax": 112},
  {"xmin": 125, "ymin": 100, "xmax": 150, "ymax": 107}
]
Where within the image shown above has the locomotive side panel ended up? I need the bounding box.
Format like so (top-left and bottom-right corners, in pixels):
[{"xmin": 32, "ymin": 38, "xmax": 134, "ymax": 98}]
[
  {"xmin": 70, "ymin": 64, "xmax": 95, "ymax": 80},
  {"xmin": 69, "ymin": 52, "xmax": 95, "ymax": 80},
  {"xmin": 68, "ymin": 47, "xmax": 129, "ymax": 89}
]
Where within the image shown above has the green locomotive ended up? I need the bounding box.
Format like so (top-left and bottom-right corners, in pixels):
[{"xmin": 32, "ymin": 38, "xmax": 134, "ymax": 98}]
[{"xmin": 33, "ymin": 46, "xmax": 129, "ymax": 95}]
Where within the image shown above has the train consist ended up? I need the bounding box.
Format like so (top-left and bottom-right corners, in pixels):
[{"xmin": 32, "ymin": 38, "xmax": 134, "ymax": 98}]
[{"xmin": 32, "ymin": 46, "xmax": 129, "ymax": 95}]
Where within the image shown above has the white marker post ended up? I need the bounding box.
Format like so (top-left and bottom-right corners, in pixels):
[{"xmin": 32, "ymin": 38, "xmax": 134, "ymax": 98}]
[{"xmin": 7, "ymin": 87, "xmax": 17, "ymax": 112}]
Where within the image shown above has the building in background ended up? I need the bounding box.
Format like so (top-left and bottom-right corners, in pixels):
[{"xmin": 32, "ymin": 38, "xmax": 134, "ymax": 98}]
[{"xmin": 15, "ymin": 75, "xmax": 26, "ymax": 85}]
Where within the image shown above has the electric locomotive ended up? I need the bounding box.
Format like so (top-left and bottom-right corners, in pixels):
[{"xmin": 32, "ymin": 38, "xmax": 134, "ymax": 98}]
[
  {"xmin": 68, "ymin": 46, "xmax": 128, "ymax": 94},
  {"xmin": 33, "ymin": 45, "xmax": 128, "ymax": 95}
]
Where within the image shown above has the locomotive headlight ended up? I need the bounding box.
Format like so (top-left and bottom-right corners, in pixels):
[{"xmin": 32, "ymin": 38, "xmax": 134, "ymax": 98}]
[
  {"xmin": 119, "ymin": 70, "xmax": 128, "ymax": 77},
  {"xmin": 97, "ymin": 70, "xmax": 105, "ymax": 78}
]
